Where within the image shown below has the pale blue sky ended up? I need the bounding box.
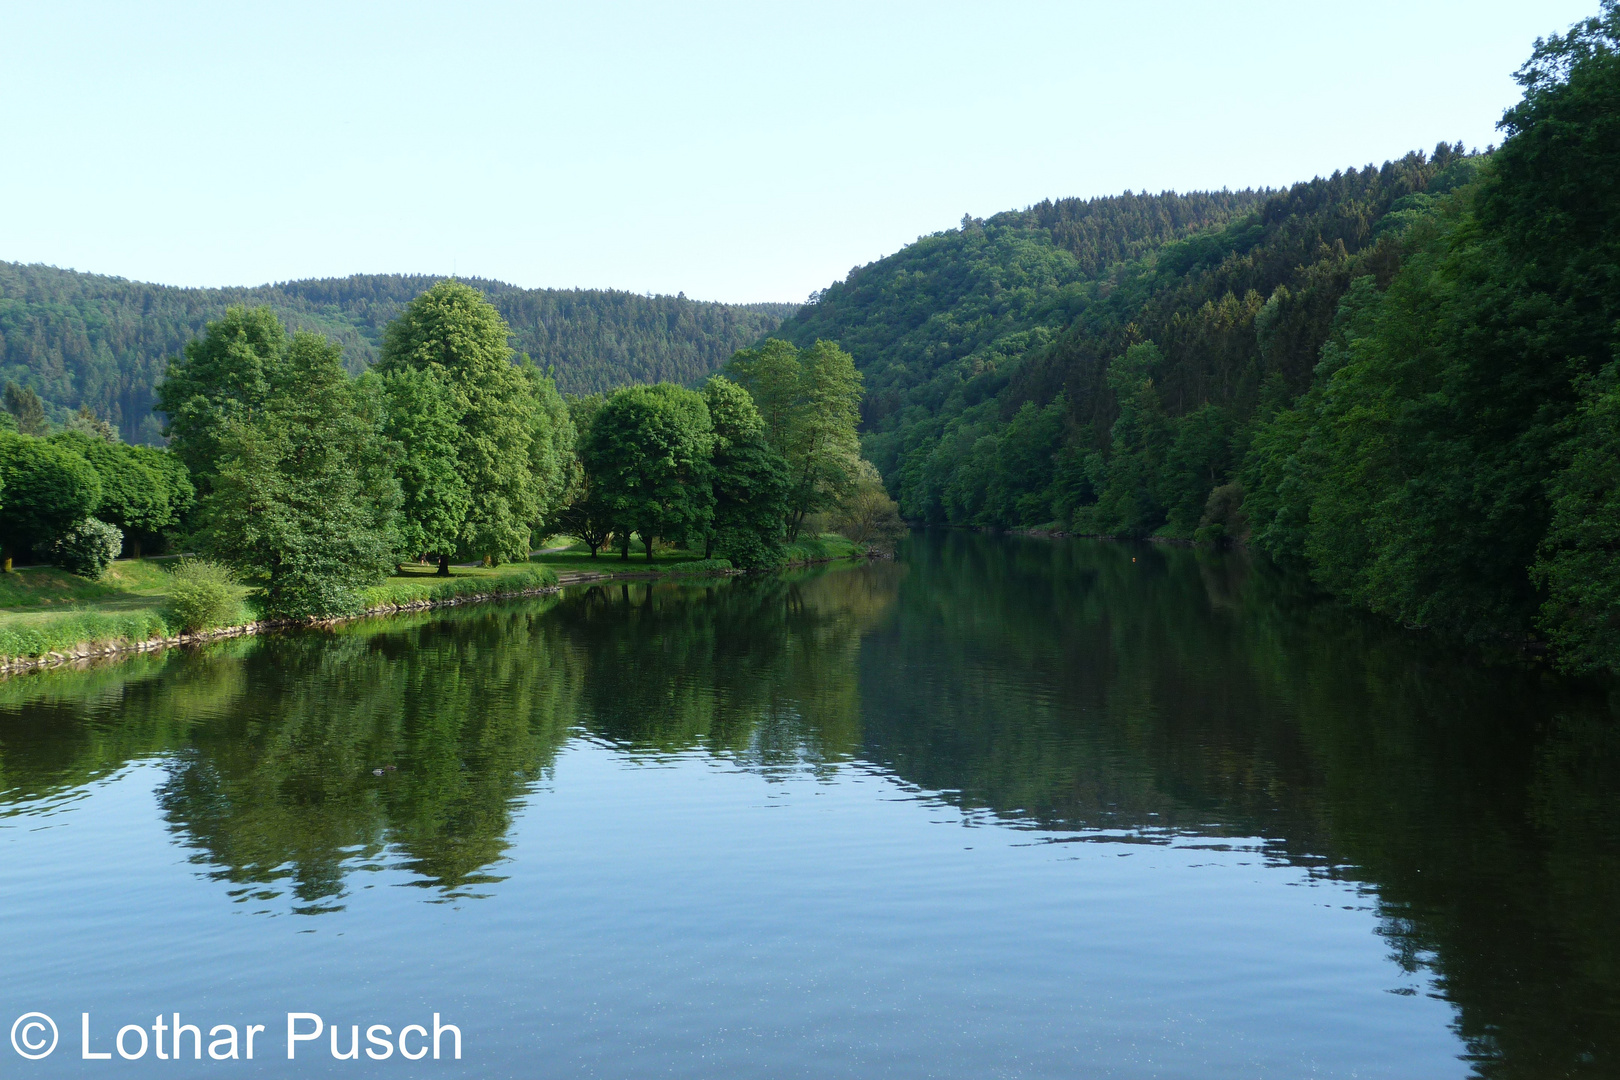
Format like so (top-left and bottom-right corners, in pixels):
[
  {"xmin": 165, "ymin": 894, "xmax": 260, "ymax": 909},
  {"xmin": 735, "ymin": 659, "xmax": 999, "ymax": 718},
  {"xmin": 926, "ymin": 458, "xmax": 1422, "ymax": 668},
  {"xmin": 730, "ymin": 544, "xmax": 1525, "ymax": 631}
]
[{"xmin": 0, "ymin": 1, "xmax": 1597, "ymax": 303}]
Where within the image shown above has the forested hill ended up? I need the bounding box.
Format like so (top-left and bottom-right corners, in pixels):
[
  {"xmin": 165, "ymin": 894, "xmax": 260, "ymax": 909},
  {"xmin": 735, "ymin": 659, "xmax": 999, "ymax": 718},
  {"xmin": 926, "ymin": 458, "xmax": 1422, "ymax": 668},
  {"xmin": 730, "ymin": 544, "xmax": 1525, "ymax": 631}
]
[
  {"xmin": 763, "ymin": 4, "xmax": 1619, "ymax": 672},
  {"xmin": 771, "ymin": 146, "xmax": 1474, "ymax": 527},
  {"xmin": 0, "ymin": 263, "xmax": 793, "ymax": 443},
  {"xmin": 775, "ymin": 189, "xmax": 1267, "ymax": 434}
]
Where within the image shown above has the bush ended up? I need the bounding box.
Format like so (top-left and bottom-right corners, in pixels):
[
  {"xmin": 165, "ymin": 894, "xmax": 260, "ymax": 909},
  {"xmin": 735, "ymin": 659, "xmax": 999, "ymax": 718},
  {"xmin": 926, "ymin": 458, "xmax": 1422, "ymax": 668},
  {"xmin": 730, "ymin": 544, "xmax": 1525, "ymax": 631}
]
[
  {"xmin": 166, "ymin": 559, "xmax": 241, "ymax": 633},
  {"xmin": 45, "ymin": 517, "xmax": 124, "ymax": 578}
]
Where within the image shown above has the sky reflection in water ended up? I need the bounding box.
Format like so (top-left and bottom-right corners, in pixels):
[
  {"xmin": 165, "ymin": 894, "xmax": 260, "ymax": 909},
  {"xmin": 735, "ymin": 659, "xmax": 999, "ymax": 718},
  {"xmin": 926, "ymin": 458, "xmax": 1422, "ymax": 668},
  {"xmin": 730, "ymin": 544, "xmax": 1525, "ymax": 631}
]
[{"xmin": 1, "ymin": 533, "xmax": 1615, "ymax": 1079}]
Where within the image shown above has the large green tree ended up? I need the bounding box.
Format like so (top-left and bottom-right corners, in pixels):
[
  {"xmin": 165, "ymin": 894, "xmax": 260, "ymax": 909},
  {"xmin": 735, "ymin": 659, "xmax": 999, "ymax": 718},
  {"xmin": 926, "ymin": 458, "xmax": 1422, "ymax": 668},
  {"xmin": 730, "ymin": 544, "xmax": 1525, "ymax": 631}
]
[
  {"xmin": 725, "ymin": 339, "xmax": 862, "ymax": 540},
  {"xmin": 47, "ymin": 431, "xmax": 193, "ymax": 557},
  {"xmin": 553, "ymin": 395, "xmax": 614, "ymax": 558},
  {"xmin": 156, "ymin": 305, "xmax": 290, "ymax": 497},
  {"xmin": 379, "ymin": 365, "xmax": 471, "ymax": 574},
  {"xmin": 377, "ymin": 281, "xmax": 547, "ymax": 565},
  {"xmin": 0, "ymin": 431, "xmax": 101, "ymax": 571},
  {"xmin": 199, "ymin": 330, "xmax": 400, "ymax": 619},
  {"xmin": 4, "ymin": 383, "xmax": 49, "ymax": 436},
  {"xmin": 582, "ymin": 383, "xmax": 714, "ymax": 560},
  {"xmin": 702, "ymin": 375, "xmax": 789, "ymax": 567},
  {"xmin": 520, "ymin": 359, "xmax": 577, "ymax": 542}
]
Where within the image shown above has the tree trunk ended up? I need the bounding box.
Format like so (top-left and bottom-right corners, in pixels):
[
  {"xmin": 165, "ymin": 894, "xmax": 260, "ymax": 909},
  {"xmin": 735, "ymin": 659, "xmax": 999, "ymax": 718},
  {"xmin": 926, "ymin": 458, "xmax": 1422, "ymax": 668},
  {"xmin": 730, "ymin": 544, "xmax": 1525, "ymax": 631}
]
[
  {"xmin": 644, "ymin": 532, "xmax": 655, "ymax": 561},
  {"xmin": 704, "ymin": 533, "xmax": 714, "ymax": 559},
  {"xmin": 437, "ymin": 553, "xmax": 451, "ymax": 577}
]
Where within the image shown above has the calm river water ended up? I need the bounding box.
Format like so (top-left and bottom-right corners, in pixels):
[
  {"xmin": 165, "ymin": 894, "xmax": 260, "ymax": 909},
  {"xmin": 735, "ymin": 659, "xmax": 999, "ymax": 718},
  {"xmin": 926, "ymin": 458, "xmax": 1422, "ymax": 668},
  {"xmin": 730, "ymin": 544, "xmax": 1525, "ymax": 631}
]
[{"xmin": 2, "ymin": 533, "xmax": 1616, "ymax": 1078}]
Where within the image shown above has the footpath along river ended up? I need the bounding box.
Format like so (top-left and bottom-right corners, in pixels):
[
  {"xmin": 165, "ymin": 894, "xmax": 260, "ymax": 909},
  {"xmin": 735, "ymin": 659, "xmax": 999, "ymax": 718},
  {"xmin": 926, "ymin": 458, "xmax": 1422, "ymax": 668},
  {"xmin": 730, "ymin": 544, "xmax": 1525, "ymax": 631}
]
[{"xmin": 1, "ymin": 531, "xmax": 1615, "ymax": 1078}]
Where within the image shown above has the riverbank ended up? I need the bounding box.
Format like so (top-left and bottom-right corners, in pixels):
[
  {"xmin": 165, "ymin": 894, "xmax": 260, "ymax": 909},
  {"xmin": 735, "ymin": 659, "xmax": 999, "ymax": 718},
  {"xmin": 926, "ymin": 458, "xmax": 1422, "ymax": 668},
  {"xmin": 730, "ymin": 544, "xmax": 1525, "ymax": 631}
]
[{"xmin": 0, "ymin": 534, "xmax": 869, "ymax": 677}]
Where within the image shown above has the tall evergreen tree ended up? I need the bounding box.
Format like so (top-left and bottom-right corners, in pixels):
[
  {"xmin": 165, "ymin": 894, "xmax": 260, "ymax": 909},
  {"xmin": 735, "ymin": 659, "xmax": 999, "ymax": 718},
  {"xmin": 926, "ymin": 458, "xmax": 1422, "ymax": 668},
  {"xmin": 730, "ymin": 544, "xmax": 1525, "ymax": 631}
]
[{"xmin": 3, "ymin": 382, "xmax": 50, "ymax": 436}]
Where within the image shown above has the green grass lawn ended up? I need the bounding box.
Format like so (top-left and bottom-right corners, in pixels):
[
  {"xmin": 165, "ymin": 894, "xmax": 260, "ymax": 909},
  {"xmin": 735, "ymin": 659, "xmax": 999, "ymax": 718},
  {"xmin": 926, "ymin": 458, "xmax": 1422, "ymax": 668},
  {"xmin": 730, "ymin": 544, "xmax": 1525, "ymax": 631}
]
[{"xmin": 0, "ymin": 560, "xmax": 207, "ymax": 662}]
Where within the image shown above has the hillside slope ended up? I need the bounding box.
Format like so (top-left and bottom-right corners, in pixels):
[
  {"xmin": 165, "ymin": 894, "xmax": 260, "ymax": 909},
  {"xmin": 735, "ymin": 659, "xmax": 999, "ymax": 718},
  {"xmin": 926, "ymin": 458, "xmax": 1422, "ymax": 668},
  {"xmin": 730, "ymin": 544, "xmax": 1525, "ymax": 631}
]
[
  {"xmin": 0, "ymin": 264, "xmax": 792, "ymax": 442},
  {"xmin": 774, "ymin": 190, "xmax": 1266, "ymax": 438}
]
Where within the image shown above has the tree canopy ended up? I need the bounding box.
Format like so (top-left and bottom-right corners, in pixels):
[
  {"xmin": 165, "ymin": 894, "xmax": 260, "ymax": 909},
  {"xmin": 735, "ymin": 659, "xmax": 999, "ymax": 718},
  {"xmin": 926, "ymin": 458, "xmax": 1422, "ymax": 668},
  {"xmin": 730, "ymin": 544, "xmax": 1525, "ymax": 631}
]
[
  {"xmin": 582, "ymin": 383, "xmax": 715, "ymax": 560},
  {"xmin": 2, "ymin": 264, "xmax": 791, "ymax": 444}
]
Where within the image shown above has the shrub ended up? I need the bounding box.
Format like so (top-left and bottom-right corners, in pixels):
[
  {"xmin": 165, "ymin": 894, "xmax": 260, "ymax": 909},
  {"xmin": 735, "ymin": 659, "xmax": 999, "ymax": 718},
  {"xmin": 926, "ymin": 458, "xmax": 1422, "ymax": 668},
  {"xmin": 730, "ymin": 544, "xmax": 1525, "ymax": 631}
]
[
  {"xmin": 166, "ymin": 558, "xmax": 240, "ymax": 633},
  {"xmin": 45, "ymin": 517, "xmax": 124, "ymax": 578}
]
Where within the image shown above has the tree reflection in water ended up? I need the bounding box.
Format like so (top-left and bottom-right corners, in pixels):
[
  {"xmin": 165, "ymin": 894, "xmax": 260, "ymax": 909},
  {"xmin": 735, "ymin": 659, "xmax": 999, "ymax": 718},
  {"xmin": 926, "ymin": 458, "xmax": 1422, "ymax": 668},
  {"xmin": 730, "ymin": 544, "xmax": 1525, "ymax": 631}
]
[{"xmin": 0, "ymin": 536, "xmax": 1615, "ymax": 1077}]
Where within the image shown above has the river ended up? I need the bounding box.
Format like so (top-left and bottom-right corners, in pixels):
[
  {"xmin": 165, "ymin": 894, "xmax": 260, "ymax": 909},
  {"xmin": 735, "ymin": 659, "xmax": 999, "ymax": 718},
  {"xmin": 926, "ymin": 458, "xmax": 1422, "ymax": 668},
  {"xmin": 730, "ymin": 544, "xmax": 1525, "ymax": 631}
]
[{"xmin": 1, "ymin": 532, "xmax": 1615, "ymax": 1078}]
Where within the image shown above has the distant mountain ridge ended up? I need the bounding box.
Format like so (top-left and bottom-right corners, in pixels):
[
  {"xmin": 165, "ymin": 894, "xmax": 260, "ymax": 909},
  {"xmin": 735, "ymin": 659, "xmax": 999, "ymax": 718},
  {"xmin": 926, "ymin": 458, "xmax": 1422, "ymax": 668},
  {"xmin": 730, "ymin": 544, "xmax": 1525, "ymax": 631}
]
[{"xmin": 0, "ymin": 263, "xmax": 794, "ymax": 443}]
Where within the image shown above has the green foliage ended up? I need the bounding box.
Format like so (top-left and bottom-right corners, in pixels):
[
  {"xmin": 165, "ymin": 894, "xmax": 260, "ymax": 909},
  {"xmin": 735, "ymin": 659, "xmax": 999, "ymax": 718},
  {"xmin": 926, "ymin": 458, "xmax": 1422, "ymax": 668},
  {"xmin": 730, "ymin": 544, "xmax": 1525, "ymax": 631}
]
[
  {"xmin": 552, "ymin": 395, "xmax": 614, "ymax": 557},
  {"xmin": 1, "ymin": 263, "xmax": 790, "ymax": 444},
  {"xmin": 1533, "ymin": 364, "xmax": 1620, "ymax": 672},
  {"xmin": 786, "ymin": 144, "xmax": 1468, "ymax": 536},
  {"xmin": 378, "ymin": 281, "xmax": 545, "ymax": 564},
  {"xmin": 702, "ymin": 375, "xmax": 788, "ymax": 568},
  {"xmin": 776, "ymin": 192, "xmax": 1264, "ymax": 443},
  {"xmin": 380, "ymin": 364, "xmax": 471, "ymax": 566},
  {"xmin": 42, "ymin": 516, "xmax": 123, "ymax": 578},
  {"xmin": 200, "ymin": 329, "xmax": 401, "ymax": 620},
  {"xmin": 156, "ymin": 305, "xmax": 290, "ymax": 496},
  {"xmin": 165, "ymin": 558, "xmax": 241, "ymax": 632},
  {"xmin": 0, "ymin": 430, "xmax": 101, "ymax": 563},
  {"xmin": 830, "ymin": 460, "xmax": 907, "ymax": 551},
  {"xmin": 780, "ymin": 532, "xmax": 865, "ymax": 564},
  {"xmin": 0, "ymin": 609, "xmax": 172, "ymax": 662},
  {"xmin": 726, "ymin": 339, "xmax": 863, "ymax": 540},
  {"xmin": 1232, "ymin": 3, "xmax": 1620, "ymax": 662},
  {"xmin": 523, "ymin": 360, "xmax": 577, "ymax": 539},
  {"xmin": 1092, "ymin": 343, "xmax": 1173, "ymax": 537},
  {"xmin": 4, "ymin": 381, "xmax": 49, "ymax": 435},
  {"xmin": 46, "ymin": 430, "xmax": 193, "ymax": 555},
  {"xmin": 583, "ymin": 383, "xmax": 714, "ymax": 559},
  {"xmin": 363, "ymin": 564, "xmax": 557, "ymax": 608}
]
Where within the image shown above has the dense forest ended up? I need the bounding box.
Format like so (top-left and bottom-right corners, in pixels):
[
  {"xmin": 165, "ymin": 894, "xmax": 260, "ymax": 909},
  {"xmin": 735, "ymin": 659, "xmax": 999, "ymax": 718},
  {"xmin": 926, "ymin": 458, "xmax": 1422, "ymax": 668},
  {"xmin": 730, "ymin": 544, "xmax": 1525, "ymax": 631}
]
[
  {"xmin": 772, "ymin": 4, "xmax": 1620, "ymax": 672},
  {"xmin": 0, "ymin": 263, "xmax": 791, "ymax": 443}
]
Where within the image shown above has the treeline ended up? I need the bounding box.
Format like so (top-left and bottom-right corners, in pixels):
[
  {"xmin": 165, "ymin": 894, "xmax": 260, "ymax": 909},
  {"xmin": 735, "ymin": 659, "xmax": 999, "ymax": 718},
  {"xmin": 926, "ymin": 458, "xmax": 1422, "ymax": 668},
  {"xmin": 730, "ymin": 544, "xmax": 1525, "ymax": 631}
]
[
  {"xmin": 2, "ymin": 281, "xmax": 893, "ymax": 620},
  {"xmin": 773, "ymin": 5, "xmax": 1620, "ymax": 672},
  {"xmin": 0, "ymin": 390, "xmax": 193, "ymax": 573},
  {"xmin": 0, "ymin": 263, "xmax": 792, "ymax": 444}
]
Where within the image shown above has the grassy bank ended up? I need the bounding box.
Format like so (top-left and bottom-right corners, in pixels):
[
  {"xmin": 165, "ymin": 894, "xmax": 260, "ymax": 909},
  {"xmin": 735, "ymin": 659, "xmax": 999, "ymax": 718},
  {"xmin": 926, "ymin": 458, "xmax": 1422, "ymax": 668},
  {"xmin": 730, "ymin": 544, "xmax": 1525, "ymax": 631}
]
[
  {"xmin": 531, "ymin": 533, "xmax": 866, "ymax": 576},
  {"xmin": 0, "ymin": 559, "xmax": 557, "ymax": 666},
  {"xmin": 0, "ymin": 535, "xmax": 867, "ymax": 670}
]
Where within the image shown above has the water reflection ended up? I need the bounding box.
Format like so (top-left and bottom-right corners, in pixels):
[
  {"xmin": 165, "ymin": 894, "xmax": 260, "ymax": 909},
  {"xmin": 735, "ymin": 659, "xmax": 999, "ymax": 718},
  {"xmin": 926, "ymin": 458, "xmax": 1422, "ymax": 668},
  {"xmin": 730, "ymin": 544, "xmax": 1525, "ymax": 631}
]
[{"xmin": 0, "ymin": 535, "xmax": 1616, "ymax": 1077}]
